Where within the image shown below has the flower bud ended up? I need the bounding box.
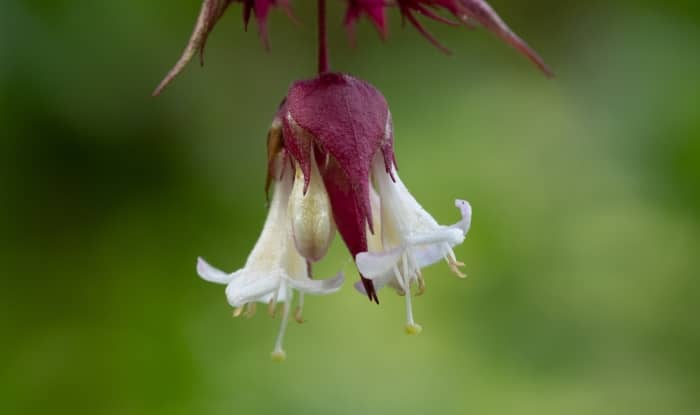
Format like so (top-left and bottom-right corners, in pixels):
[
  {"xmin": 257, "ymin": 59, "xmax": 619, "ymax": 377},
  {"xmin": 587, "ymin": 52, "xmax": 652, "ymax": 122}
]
[{"xmin": 287, "ymin": 149, "xmax": 335, "ymax": 263}]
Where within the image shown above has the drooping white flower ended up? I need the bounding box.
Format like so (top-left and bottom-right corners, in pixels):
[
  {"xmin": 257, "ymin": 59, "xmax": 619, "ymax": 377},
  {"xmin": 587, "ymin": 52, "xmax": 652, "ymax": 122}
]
[
  {"xmin": 355, "ymin": 155, "xmax": 472, "ymax": 334},
  {"xmin": 197, "ymin": 168, "xmax": 344, "ymax": 361}
]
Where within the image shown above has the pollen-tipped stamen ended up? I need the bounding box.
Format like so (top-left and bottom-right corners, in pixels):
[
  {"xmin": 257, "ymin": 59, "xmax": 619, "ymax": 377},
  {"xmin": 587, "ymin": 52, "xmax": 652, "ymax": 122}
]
[
  {"xmin": 268, "ymin": 297, "xmax": 278, "ymax": 318},
  {"xmin": 393, "ymin": 258, "xmax": 422, "ymax": 335},
  {"xmin": 403, "ymin": 281, "xmax": 422, "ymax": 335},
  {"xmin": 416, "ymin": 274, "xmax": 426, "ymax": 296},
  {"xmin": 447, "ymin": 250, "xmax": 467, "ymax": 278},
  {"xmin": 294, "ymin": 293, "xmax": 305, "ymax": 323},
  {"xmin": 270, "ymin": 284, "xmax": 293, "ymax": 362},
  {"xmin": 232, "ymin": 305, "xmax": 245, "ymax": 318},
  {"xmin": 245, "ymin": 302, "xmax": 257, "ymax": 318}
]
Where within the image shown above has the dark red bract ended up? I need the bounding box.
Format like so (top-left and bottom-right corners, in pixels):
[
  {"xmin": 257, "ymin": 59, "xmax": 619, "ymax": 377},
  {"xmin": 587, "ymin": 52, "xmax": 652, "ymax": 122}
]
[
  {"xmin": 153, "ymin": 0, "xmax": 291, "ymax": 96},
  {"xmin": 344, "ymin": 0, "xmax": 387, "ymax": 40},
  {"xmin": 153, "ymin": 0, "xmax": 552, "ymax": 96},
  {"xmin": 282, "ymin": 73, "xmax": 395, "ymax": 302}
]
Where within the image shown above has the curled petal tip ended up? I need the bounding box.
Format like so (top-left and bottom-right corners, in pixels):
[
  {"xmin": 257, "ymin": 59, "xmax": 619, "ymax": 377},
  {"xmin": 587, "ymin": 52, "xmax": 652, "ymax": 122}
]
[
  {"xmin": 196, "ymin": 256, "xmax": 234, "ymax": 284},
  {"xmin": 455, "ymin": 199, "xmax": 472, "ymax": 216}
]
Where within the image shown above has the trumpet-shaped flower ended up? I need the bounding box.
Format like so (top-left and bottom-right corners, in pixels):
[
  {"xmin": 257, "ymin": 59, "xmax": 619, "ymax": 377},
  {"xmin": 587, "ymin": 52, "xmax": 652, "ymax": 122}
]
[
  {"xmin": 355, "ymin": 155, "xmax": 472, "ymax": 334},
  {"xmin": 197, "ymin": 158, "xmax": 344, "ymax": 360},
  {"xmin": 194, "ymin": 72, "xmax": 472, "ymax": 357}
]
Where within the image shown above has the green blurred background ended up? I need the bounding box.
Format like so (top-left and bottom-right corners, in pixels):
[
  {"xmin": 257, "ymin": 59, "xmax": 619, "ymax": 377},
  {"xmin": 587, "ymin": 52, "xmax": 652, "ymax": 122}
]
[{"xmin": 2, "ymin": 0, "xmax": 699, "ymax": 414}]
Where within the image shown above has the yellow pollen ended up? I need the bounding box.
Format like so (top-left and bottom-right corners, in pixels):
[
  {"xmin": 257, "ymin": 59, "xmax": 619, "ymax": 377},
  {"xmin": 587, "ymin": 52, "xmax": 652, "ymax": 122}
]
[
  {"xmin": 448, "ymin": 258, "xmax": 467, "ymax": 278},
  {"xmin": 232, "ymin": 305, "xmax": 245, "ymax": 318},
  {"xmin": 245, "ymin": 302, "xmax": 257, "ymax": 318},
  {"xmin": 294, "ymin": 306, "xmax": 305, "ymax": 324},
  {"xmin": 416, "ymin": 276, "xmax": 426, "ymax": 296},
  {"xmin": 268, "ymin": 299, "xmax": 278, "ymax": 318},
  {"xmin": 270, "ymin": 350, "xmax": 287, "ymax": 362},
  {"xmin": 404, "ymin": 323, "xmax": 423, "ymax": 335}
]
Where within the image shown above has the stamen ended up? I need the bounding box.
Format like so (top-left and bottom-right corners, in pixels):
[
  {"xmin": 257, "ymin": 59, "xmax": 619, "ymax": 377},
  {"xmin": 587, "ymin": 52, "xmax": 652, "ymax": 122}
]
[
  {"xmin": 448, "ymin": 261, "xmax": 466, "ymax": 278},
  {"xmin": 446, "ymin": 250, "xmax": 467, "ymax": 278},
  {"xmin": 268, "ymin": 298, "xmax": 278, "ymax": 318},
  {"xmin": 395, "ymin": 259, "xmax": 422, "ymax": 335},
  {"xmin": 416, "ymin": 275, "xmax": 426, "ymax": 296},
  {"xmin": 294, "ymin": 293, "xmax": 305, "ymax": 324},
  {"xmin": 245, "ymin": 302, "xmax": 257, "ymax": 318},
  {"xmin": 232, "ymin": 305, "xmax": 245, "ymax": 318},
  {"xmin": 408, "ymin": 253, "xmax": 421, "ymax": 277},
  {"xmin": 402, "ymin": 253, "xmax": 410, "ymax": 286},
  {"xmin": 392, "ymin": 264, "xmax": 408, "ymax": 292},
  {"xmin": 403, "ymin": 282, "xmax": 422, "ymax": 336},
  {"xmin": 271, "ymin": 284, "xmax": 293, "ymax": 362}
]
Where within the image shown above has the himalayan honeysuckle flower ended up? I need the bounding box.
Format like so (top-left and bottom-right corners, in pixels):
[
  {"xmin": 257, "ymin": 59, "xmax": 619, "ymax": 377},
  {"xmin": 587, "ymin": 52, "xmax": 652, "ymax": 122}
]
[
  {"xmin": 198, "ymin": 73, "xmax": 471, "ymax": 357},
  {"xmin": 277, "ymin": 72, "xmax": 472, "ymax": 318},
  {"xmin": 153, "ymin": 0, "xmax": 551, "ymax": 96},
  {"xmin": 355, "ymin": 156, "xmax": 472, "ymax": 334},
  {"xmin": 155, "ymin": 0, "xmax": 550, "ymax": 360},
  {"xmin": 197, "ymin": 153, "xmax": 344, "ymax": 361}
]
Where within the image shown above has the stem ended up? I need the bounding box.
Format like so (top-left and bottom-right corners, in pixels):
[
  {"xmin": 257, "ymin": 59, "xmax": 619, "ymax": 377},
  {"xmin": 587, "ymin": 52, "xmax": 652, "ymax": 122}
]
[{"xmin": 317, "ymin": 0, "xmax": 329, "ymax": 74}]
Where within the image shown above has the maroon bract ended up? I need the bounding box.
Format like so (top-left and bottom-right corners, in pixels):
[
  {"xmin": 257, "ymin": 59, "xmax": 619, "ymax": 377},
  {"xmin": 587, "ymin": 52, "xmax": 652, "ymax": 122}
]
[
  {"xmin": 153, "ymin": 0, "xmax": 552, "ymax": 96},
  {"xmin": 153, "ymin": 0, "xmax": 291, "ymax": 96},
  {"xmin": 282, "ymin": 73, "xmax": 392, "ymax": 302},
  {"xmin": 453, "ymin": 0, "xmax": 554, "ymax": 76},
  {"xmin": 344, "ymin": 0, "xmax": 387, "ymax": 41}
]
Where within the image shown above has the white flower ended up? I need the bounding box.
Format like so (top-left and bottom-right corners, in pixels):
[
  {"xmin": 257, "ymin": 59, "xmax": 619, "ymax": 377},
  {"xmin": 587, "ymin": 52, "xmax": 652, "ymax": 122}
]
[
  {"xmin": 355, "ymin": 156, "xmax": 472, "ymax": 334},
  {"xmin": 197, "ymin": 170, "xmax": 344, "ymax": 361}
]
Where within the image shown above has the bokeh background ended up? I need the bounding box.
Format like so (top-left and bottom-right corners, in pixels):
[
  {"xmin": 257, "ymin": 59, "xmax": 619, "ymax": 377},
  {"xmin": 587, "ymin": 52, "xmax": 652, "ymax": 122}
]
[{"xmin": 2, "ymin": 0, "xmax": 699, "ymax": 414}]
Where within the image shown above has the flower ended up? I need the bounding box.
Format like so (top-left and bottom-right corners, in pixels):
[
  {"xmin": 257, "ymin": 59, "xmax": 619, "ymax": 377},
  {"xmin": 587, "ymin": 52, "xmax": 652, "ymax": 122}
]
[
  {"xmin": 196, "ymin": 72, "xmax": 473, "ymax": 356},
  {"xmin": 355, "ymin": 155, "xmax": 472, "ymax": 333},
  {"xmin": 197, "ymin": 148, "xmax": 344, "ymax": 361},
  {"xmin": 280, "ymin": 72, "xmax": 473, "ymax": 325}
]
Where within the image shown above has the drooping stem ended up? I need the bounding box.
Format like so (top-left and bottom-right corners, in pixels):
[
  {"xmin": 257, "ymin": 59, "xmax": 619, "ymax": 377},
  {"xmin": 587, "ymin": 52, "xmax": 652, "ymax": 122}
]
[{"xmin": 317, "ymin": 0, "xmax": 329, "ymax": 74}]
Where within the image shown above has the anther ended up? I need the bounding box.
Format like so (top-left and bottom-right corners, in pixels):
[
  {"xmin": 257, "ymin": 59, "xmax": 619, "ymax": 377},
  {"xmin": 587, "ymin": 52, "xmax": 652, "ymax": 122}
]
[
  {"xmin": 448, "ymin": 257, "xmax": 467, "ymax": 278},
  {"xmin": 245, "ymin": 302, "xmax": 257, "ymax": 318},
  {"xmin": 232, "ymin": 305, "xmax": 245, "ymax": 318},
  {"xmin": 294, "ymin": 306, "xmax": 305, "ymax": 324},
  {"xmin": 416, "ymin": 275, "xmax": 426, "ymax": 296},
  {"xmin": 268, "ymin": 298, "xmax": 278, "ymax": 318},
  {"xmin": 404, "ymin": 323, "xmax": 423, "ymax": 335},
  {"xmin": 270, "ymin": 350, "xmax": 287, "ymax": 362}
]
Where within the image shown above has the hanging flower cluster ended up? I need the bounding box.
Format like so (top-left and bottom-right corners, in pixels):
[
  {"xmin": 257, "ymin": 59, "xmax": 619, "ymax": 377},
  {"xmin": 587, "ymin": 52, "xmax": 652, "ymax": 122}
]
[{"xmin": 155, "ymin": 0, "xmax": 549, "ymax": 360}]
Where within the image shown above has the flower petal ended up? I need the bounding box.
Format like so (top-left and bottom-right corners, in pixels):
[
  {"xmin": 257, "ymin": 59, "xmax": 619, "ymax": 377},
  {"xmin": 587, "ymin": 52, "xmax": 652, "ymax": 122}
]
[
  {"xmin": 284, "ymin": 272, "xmax": 345, "ymax": 295},
  {"xmin": 452, "ymin": 199, "xmax": 472, "ymax": 234},
  {"xmin": 356, "ymin": 247, "xmax": 403, "ymax": 279},
  {"xmin": 288, "ymin": 152, "xmax": 335, "ymax": 262},
  {"xmin": 410, "ymin": 243, "xmax": 448, "ymax": 269},
  {"xmin": 197, "ymin": 256, "xmax": 237, "ymax": 284},
  {"xmin": 353, "ymin": 276, "xmax": 391, "ymax": 295},
  {"xmin": 225, "ymin": 270, "xmax": 282, "ymax": 307}
]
